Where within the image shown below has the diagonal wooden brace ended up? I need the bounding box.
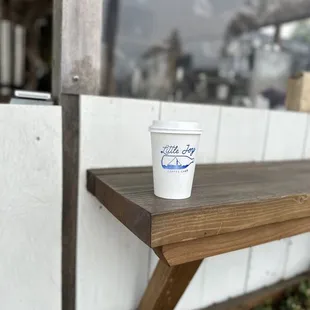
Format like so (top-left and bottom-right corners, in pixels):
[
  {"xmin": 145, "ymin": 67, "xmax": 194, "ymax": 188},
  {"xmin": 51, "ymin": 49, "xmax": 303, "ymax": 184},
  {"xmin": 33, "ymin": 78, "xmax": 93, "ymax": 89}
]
[{"xmin": 138, "ymin": 259, "xmax": 202, "ymax": 310}]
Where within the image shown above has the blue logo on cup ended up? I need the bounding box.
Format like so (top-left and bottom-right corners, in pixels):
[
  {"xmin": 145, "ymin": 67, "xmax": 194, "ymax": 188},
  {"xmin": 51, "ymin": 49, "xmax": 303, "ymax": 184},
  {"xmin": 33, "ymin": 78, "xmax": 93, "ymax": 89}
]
[{"xmin": 161, "ymin": 145, "xmax": 196, "ymax": 170}]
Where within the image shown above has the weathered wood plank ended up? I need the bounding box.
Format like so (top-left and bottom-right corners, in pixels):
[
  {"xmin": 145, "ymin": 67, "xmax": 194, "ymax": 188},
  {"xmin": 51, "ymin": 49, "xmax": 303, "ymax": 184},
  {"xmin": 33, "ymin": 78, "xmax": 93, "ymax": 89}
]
[
  {"xmin": 202, "ymin": 272, "xmax": 310, "ymax": 310},
  {"xmin": 158, "ymin": 217, "xmax": 310, "ymax": 266},
  {"xmin": 87, "ymin": 160, "xmax": 310, "ymax": 247},
  {"xmin": 102, "ymin": 0, "xmax": 119, "ymax": 96},
  {"xmin": 285, "ymin": 73, "xmax": 310, "ymax": 112},
  {"xmin": 61, "ymin": 94, "xmax": 80, "ymax": 310},
  {"xmin": 52, "ymin": 0, "xmax": 103, "ymax": 97},
  {"xmin": 138, "ymin": 259, "xmax": 202, "ymax": 310}
]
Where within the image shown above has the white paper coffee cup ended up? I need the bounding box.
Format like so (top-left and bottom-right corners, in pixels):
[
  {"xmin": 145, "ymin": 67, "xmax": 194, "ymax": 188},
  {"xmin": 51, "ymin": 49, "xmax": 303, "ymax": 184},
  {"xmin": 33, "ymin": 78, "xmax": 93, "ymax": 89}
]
[{"xmin": 149, "ymin": 120, "xmax": 202, "ymax": 199}]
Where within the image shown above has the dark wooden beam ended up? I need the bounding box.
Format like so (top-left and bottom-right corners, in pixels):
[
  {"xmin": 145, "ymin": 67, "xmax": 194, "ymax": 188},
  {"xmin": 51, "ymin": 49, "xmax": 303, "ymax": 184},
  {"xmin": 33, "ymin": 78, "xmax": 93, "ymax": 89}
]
[
  {"xmin": 61, "ymin": 94, "xmax": 80, "ymax": 310},
  {"xmin": 103, "ymin": 0, "xmax": 120, "ymax": 96},
  {"xmin": 138, "ymin": 259, "xmax": 202, "ymax": 310},
  {"xmin": 87, "ymin": 161, "xmax": 310, "ymax": 248},
  {"xmin": 52, "ymin": 0, "xmax": 104, "ymax": 309}
]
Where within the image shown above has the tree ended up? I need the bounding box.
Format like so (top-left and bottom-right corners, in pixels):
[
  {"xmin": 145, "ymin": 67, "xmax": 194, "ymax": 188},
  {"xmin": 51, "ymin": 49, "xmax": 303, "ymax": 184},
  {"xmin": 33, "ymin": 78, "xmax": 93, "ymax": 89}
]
[{"xmin": 291, "ymin": 19, "xmax": 310, "ymax": 44}]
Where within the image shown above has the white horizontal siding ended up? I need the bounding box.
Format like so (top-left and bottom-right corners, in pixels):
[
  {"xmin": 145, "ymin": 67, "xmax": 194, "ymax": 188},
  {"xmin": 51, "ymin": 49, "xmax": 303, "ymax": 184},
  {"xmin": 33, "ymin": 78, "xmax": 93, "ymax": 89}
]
[{"xmin": 77, "ymin": 96, "xmax": 310, "ymax": 310}]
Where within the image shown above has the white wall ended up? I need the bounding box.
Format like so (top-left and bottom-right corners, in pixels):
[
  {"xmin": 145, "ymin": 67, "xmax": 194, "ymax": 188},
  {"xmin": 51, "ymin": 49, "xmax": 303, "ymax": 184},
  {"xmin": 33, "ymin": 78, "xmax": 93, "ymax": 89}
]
[
  {"xmin": 0, "ymin": 105, "xmax": 62, "ymax": 310},
  {"xmin": 78, "ymin": 96, "xmax": 310, "ymax": 310},
  {"xmin": 1, "ymin": 98, "xmax": 308, "ymax": 310},
  {"xmin": 77, "ymin": 97, "xmax": 158, "ymax": 310}
]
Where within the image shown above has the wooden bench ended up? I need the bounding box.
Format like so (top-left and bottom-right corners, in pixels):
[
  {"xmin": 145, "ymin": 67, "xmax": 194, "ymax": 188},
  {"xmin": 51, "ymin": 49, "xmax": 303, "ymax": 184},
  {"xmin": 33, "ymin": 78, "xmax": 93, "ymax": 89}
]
[{"xmin": 87, "ymin": 160, "xmax": 310, "ymax": 310}]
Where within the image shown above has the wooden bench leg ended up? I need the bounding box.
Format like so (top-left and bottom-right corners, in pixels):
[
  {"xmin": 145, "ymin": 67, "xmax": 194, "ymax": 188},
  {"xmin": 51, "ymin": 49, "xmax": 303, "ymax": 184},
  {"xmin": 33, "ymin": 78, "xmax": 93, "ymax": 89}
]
[{"xmin": 138, "ymin": 259, "xmax": 202, "ymax": 310}]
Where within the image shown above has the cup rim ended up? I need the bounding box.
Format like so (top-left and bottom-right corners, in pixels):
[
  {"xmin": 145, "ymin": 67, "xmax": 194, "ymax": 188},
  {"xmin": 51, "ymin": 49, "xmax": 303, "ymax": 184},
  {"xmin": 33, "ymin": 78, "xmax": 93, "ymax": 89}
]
[{"xmin": 149, "ymin": 120, "xmax": 202, "ymax": 134}]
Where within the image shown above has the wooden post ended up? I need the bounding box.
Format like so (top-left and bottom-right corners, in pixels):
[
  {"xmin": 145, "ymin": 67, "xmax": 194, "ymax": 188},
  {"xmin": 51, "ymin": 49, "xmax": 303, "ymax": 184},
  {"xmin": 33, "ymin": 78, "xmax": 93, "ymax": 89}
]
[
  {"xmin": 0, "ymin": 0, "xmax": 11, "ymax": 97},
  {"xmin": 52, "ymin": 1, "xmax": 103, "ymax": 310},
  {"xmin": 103, "ymin": 0, "xmax": 120, "ymax": 96},
  {"xmin": 9, "ymin": 0, "xmax": 15, "ymax": 93},
  {"xmin": 285, "ymin": 72, "xmax": 310, "ymax": 112},
  {"xmin": 274, "ymin": 24, "xmax": 281, "ymax": 45},
  {"xmin": 0, "ymin": 0, "xmax": 2, "ymax": 96},
  {"xmin": 52, "ymin": 0, "xmax": 103, "ymax": 98},
  {"xmin": 138, "ymin": 259, "xmax": 202, "ymax": 310},
  {"xmin": 60, "ymin": 93, "xmax": 80, "ymax": 310}
]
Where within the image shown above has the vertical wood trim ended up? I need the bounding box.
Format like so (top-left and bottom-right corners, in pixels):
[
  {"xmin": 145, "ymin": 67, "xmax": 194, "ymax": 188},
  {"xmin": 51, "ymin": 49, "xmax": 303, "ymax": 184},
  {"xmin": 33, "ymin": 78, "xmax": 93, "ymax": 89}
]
[
  {"xmin": 9, "ymin": 0, "xmax": 15, "ymax": 92},
  {"xmin": 14, "ymin": 25, "xmax": 25, "ymax": 88},
  {"xmin": 1, "ymin": 19, "xmax": 11, "ymax": 95},
  {"xmin": 103, "ymin": 0, "xmax": 120, "ymax": 96},
  {"xmin": 0, "ymin": 0, "xmax": 2, "ymax": 97},
  {"xmin": 139, "ymin": 259, "xmax": 202, "ymax": 310},
  {"xmin": 52, "ymin": 0, "xmax": 62, "ymax": 98},
  {"xmin": 61, "ymin": 94, "xmax": 80, "ymax": 310},
  {"xmin": 52, "ymin": 0, "xmax": 103, "ymax": 97}
]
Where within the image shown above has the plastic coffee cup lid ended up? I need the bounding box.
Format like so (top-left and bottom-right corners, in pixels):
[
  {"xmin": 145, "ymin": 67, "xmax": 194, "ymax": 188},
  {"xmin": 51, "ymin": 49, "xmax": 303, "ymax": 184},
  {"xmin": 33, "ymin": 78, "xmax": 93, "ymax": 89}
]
[{"xmin": 149, "ymin": 120, "xmax": 202, "ymax": 134}]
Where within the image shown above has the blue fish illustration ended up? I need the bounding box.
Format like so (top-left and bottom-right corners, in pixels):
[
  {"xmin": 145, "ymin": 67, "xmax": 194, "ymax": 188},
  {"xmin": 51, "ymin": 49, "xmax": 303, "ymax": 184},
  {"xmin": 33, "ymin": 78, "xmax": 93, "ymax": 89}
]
[{"xmin": 161, "ymin": 155, "xmax": 194, "ymax": 170}]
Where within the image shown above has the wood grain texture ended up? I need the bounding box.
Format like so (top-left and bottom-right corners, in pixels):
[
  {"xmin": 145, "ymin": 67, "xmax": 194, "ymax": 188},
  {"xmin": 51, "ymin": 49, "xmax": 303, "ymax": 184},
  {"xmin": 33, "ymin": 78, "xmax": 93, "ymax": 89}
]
[
  {"xmin": 202, "ymin": 272, "xmax": 310, "ymax": 310},
  {"xmin": 159, "ymin": 217, "xmax": 310, "ymax": 266},
  {"xmin": 286, "ymin": 73, "xmax": 310, "ymax": 112},
  {"xmin": 138, "ymin": 259, "xmax": 202, "ymax": 310},
  {"xmin": 175, "ymin": 263, "xmax": 206, "ymax": 310},
  {"xmin": 87, "ymin": 160, "xmax": 310, "ymax": 247},
  {"xmin": 52, "ymin": 0, "xmax": 103, "ymax": 96}
]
